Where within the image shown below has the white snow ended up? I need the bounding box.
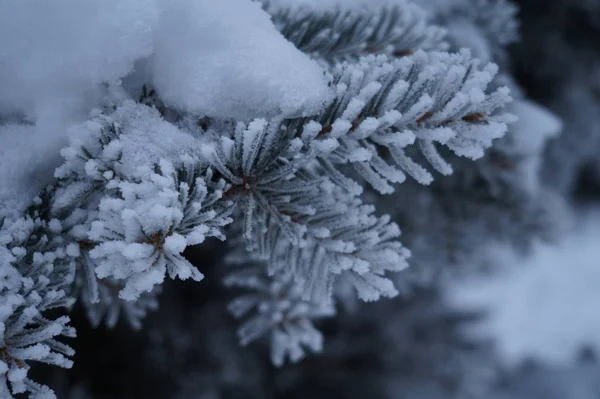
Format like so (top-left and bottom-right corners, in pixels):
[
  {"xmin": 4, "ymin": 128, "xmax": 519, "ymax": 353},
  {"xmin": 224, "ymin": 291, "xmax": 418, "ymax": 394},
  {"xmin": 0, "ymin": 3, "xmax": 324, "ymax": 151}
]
[
  {"xmin": 0, "ymin": 124, "xmax": 65, "ymax": 220},
  {"xmin": 507, "ymin": 99, "xmax": 562, "ymax": 195},
  {"xmin": 0, "ymin": 0, "xmax": 158, "ymax": 219},
  {"xmin": 97, "ymin": 101, "xmax": 203, "ymax": 176},
  {"xmin": 509, "ymin": 99, "xmax": 562, "ymax": 155},
  {"xmin": 0, "ymin": 0, "xmax": 158, "ymax": 119},
  {"xmin": 151, "ymin": 0, "xmax": 332, "ymax": 120},
  {"xmin": 445, "ymin": 208, "xmax": 600, "ymax": 366},
  {"xmin": 0, "ymin": 0, "xmax": 330, "ymax": 122}
]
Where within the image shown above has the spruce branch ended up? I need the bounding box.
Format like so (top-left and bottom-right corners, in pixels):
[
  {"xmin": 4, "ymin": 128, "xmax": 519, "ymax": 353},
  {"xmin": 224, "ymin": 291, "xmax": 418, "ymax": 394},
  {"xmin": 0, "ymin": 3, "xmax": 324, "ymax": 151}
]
[
  {"xmin": 224, "ymin": 256, "xmax": 335, "ymax": 367},
  {"xmin": 86, "ymin": 159, "xmax": 233, "ymax": 300},
  {"xmin": 2, "ymin": 102, "xmax": 234, "ymax": 336},
  {"xmin": 266, "ymin": 0, "xmax": 447, "ymax": 63},
  {"xmin": 292, "ymin": 50, "xmax": 514, "ymax": 193},
  {"xmin": 254, "ymin": 185, "xmax": 411, "ymax": 304},
  {"xmin": 202, "ymin": 116, "xmax": 409, "ymax": 304},
  {"xmin": 1, "ymin": 214, "xmax": 76, "ymax": 398},
  {"xmin": 202, "ymin": 49, "xmax": 510, "ymax": 305},
  {"xmin": 53, "ymin": 103, "xmax": 234, "ymax": 303},
  {"xmin": 0, "ymin": 0, "xmax": 532, "ymax": 392}
]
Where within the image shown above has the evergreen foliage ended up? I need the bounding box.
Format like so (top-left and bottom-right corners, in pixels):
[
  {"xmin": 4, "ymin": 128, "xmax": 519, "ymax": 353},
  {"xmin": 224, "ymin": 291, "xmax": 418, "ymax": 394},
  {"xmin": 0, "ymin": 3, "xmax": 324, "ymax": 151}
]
[
  {"xmin": 266, "ymin": 0, "xmax": 448, "ymax": 62},
  {"xmin": 2, "ymin": 0, "xmax": 592, "ymax": 398}
]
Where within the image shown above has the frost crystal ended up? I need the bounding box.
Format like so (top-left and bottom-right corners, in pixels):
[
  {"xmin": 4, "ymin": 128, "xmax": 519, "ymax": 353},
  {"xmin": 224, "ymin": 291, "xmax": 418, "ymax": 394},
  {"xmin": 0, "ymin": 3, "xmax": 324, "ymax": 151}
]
[
  {"xmin": 87, "ymin": 160, "xmax": 232, "ymax": 300},
  {"xmin": 0, "ymin": 218, "xmax": 75, "ymax": 398}
]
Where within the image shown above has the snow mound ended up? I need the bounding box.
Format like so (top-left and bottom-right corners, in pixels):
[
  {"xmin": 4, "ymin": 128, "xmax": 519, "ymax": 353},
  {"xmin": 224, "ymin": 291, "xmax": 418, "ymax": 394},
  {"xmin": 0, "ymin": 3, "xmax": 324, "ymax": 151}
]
[
  {"xmin": 0, "ymin": 124, "xmax": 64, "ymax": 220},
  {"xmin": 1, "ymin": 0, "xmax": 331, "ymax": 122},
  {"xmin": 0, "ymin": 0, "xmax": 158, "ymax": 118},
  {"xmin": 151, "ymin": 0, "xmax": 331, "ymax": 120}
]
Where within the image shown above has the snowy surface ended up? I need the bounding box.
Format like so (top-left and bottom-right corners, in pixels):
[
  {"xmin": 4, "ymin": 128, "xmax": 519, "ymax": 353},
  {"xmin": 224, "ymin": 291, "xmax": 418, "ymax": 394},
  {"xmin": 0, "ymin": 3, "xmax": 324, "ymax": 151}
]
[
  {"xmin": 0, "ymin": 124, "xmax": 67, "ymax": 220},
  {"xmin": 0, "ymin": 0, "xmax": 157, "ymax": 219},
  {"xmin": 445, "ymin": 209, "xmax": 600, "ymax": 365},
  {"xmin": 151, "ymin": 0, "xmax": 331, "ymax": 120},
  {"xmin": 0, "ymin": 0, "xmax": 158, "ymax": 119},
  {"xmin": 0, "ymin": 0, "xmax": 330, "ymax": 122}
]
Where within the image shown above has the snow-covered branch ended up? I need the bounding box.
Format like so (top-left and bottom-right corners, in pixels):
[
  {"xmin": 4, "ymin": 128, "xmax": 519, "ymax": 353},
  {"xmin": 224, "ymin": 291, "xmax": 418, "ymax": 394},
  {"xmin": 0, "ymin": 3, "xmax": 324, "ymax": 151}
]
[{"xmin": 268, "ymin": 0, "xmax": 447, "ymax": 63}]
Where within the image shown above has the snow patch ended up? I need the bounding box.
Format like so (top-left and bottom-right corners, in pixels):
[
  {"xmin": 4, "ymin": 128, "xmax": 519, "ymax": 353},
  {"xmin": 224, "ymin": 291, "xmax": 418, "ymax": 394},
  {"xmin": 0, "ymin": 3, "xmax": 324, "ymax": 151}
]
[
  {"xmin": 445, "ymin": 209, "xmax": 600, "ymax": 365},
  {"xmin": 151, "ymin": 0, "xmax": 332, "ymax": 120},
  {"xmin": 0, "ymin": 124, "xmax": 65, "ymax": 220},
  {"xmin": 508, "ymin": 99, "xmax": 563, "ymax": 194},
  {"xmin": 0, "ymin": 0, "xmax": 158, "ymax": 118}
]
